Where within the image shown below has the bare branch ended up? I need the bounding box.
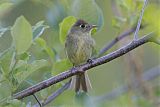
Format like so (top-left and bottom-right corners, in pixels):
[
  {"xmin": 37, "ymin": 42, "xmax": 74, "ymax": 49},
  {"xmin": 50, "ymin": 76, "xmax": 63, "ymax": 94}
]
[
  {"xmin": 13, "ymin": 32, "xmax": 154, "ymax": 100},
  {"xmin": 99, "ymin": 27, "xmax": 136, "ymax": 56},
  {"xmin": 42, "ymin": 80, "xmax": 71, "ymax": 106},
  {"xmin": 134, "ymin": 0, "xmax": 148, "ymax": 40},
  {"xmin": 99, "ymin": 0, "xmax": 148, "ymax": 56},
  {"xmin": 98, "ymin": 25, "xmax": 145, "ymax": 56},
  {"xmin": 33, "ymin": 80, "xmax": 71, "ymax": 107},
  {"xmin": 92, "ymin": 66, "xmax": 160, "ymax": 103}
]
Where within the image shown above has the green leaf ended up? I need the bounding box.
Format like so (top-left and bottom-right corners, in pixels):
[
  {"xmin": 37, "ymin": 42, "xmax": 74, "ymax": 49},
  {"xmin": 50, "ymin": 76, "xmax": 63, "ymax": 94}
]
[
  {"xmin": 17, "ymin": 52, "xmax": 30, "ymax": 61},
  {"xmin": 36, "ymin": 38, "xmax": 55, "ymax": 62},
  {"xmin": 144, "ymin": 5, "xmax": 160, "ymax": 37},
  {"xmin": 52, "ymin": 58, "xmax": 72, "ymax": 75},
  {"xmin": 0, "ymin": 2, "xmax": 13, "ymax": 17},
  {"xmin": 35, "ymin": 37, "xmax": 46, "ymax": 47},
  {"xmin": 0, "ymin": 81, "xmax": 12, "ymax": 101},
  {"xmin": 0, "ymin": 49, "xmax": 18, "ymax": 91},
  {"xmin": 91, "ymin": 28, "xmax": 97, "ymax": 35},
  {"xmin": 32, "ymin": 21, "xmax": 49, "ymax": 40},
  {"xmin": 11, "ymin": 16, "xmax": 33, "ymax": 54},
  {"xmin": 0, "ymin": 48, "xmax": 14, "ymax": 75},
  {"xmin": 59, "ymin": 16, "xmax": 77, "ymax": 45},
  {"xmin": 46, "ymin": 1, "xmax": 67, "ymax": 29},
  {"xmin": 15, "ymin": 59, "xmax": 48, "ymax": 84},
  {"xmin": 70, "ymin": 0, "xmax": 104, "ymax": 29},
  {"xmin": 5, "ymin": 99, "xmax": 26, "ymax": 107}
]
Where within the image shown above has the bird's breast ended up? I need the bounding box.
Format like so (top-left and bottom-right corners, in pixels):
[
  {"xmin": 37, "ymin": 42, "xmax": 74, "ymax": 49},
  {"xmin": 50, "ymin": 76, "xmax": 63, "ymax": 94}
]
[{"xmin": 66, "ymin": 35, "xmax": 94, "ymax": 65}]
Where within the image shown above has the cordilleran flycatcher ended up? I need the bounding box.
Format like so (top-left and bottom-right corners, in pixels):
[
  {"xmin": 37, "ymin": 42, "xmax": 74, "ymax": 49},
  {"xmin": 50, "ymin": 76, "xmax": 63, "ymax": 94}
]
[{"xmin": 65, "ymin": 19, "xmax": 96, "ymax": 92}]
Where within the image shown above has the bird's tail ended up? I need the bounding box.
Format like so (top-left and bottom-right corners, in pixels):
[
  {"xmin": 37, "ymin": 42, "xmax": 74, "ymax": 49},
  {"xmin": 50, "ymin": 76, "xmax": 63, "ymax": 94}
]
[{"xmin": 70, "ymin": 73, "xmax": 92, "ymax": 92}]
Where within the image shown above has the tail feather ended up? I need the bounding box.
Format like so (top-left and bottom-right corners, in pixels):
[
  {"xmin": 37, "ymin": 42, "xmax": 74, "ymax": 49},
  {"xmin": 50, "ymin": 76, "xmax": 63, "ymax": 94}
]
[
  {"xmin": 80, "ymin": 74, "xmax": 87, "ymax": 92},
  {"xmin": 75, "ymin": 75, "xmax": 81, "ymax": 92},
  {"xmin": 70, "ymin": 73, "xmax": 92, "ymax": 92}
]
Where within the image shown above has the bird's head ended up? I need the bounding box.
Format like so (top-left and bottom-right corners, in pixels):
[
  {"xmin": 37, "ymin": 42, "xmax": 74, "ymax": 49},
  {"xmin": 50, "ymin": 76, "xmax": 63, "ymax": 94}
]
[{"xmin": 70, "ymin": 19, "xmax": 97, "ymax": 34}]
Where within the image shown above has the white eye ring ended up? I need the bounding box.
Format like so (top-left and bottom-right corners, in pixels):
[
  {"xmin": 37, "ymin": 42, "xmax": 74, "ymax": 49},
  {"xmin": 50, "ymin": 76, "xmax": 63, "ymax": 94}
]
[{"xmin": 80, "ymin": 24, "xmax": 86, "ymax": 28}]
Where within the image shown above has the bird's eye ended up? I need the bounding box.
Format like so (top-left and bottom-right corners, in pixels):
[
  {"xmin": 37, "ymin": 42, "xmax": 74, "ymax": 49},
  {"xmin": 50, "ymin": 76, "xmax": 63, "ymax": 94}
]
[{"xmin": 80, "ymin": 24, "xmax": 86, "ymax": 28}]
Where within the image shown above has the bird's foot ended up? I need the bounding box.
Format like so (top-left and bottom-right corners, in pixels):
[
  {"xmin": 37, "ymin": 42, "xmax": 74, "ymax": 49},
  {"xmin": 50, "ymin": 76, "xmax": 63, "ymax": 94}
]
[{"xmin": 87, "ymin": 58, "xmax": 94, "ymax": 64}]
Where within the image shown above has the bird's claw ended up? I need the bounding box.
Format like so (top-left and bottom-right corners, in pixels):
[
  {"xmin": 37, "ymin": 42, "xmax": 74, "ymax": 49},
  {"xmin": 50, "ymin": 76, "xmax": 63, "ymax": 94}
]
[{"xmin": 87, "ymin": 58, "xmax": 93, "ymax": 64}]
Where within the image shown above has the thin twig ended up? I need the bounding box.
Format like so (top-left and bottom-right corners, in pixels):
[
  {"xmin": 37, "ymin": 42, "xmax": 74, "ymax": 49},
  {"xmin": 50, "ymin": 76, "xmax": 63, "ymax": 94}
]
[
  {"xmin": 33, "ymin": 94, "xmax": 42, "ymax": 107},
  {"xmin": 33, "ymin": 80, "xmax": 71, "ymax": 107},
  {"xmin": 42, "ymin": 80, "xmax": 71, "ymax": 106},
  {"xmin": 99, "ymin": 27, "xmax": 136, "ymax": 56},
  {"xmin": 134, "ymin": 0, "xmax": 148, "ymax": 40},
  {"xmin": 92, "ymin": 66, "xmax": 160, "ymax": 103},
  {"xmin": 13, "ymin": 32, "xmax": 154, "ymax": 100},
  {"xmin": 98, "ymin": 25, "xmax": 145, "ymax": 56}
]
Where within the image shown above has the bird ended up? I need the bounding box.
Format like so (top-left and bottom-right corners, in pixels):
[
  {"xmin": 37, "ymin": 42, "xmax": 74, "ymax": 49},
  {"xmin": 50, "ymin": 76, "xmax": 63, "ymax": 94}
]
[{"xmin": 65, "ymin": 19, "xmax": 96, "ymax": 93}]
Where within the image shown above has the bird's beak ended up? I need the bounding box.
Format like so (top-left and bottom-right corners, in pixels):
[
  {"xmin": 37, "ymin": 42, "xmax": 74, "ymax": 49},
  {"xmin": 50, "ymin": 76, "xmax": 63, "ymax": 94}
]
[{"xmin": 91, "ymin": 25, "xmax": 97, "ymax": 28}]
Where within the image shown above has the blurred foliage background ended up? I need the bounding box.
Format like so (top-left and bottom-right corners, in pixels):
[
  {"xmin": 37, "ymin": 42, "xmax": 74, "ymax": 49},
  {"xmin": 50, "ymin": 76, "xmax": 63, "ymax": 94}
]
[{"xmin": 0, "ymin": 0, "xmax": 160, "ymax": 107}]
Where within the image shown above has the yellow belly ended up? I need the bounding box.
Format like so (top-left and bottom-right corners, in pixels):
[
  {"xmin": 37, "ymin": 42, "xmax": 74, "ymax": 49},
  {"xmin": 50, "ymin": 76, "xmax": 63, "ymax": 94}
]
[{"xmin": 70, "ymin": 37, "xmax": 92, "ymax": 65}]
